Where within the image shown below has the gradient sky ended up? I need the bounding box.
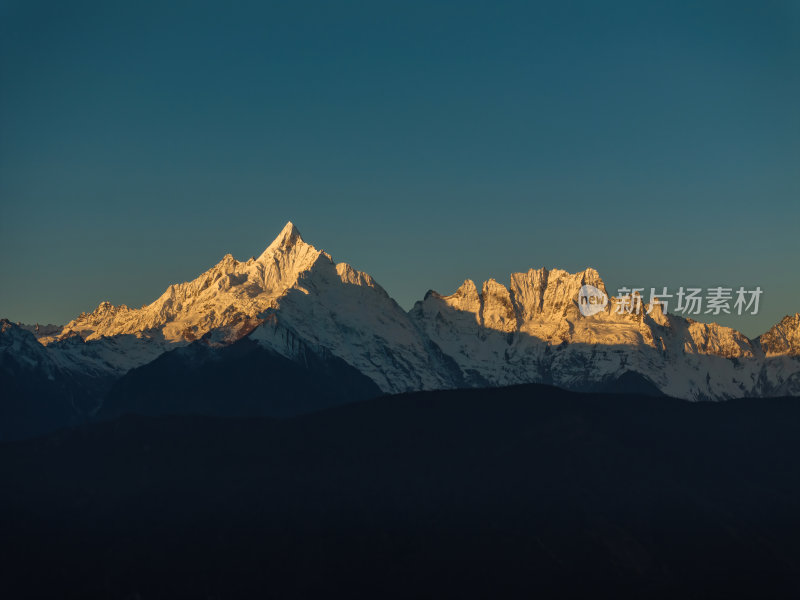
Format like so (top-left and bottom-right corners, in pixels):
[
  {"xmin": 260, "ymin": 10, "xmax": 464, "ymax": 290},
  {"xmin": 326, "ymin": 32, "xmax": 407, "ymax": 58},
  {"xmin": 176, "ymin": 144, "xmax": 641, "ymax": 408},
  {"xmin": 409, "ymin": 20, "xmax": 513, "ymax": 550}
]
[{"xmin": 1, "ymin": 0, "xmax": 798, "ymax": 337}]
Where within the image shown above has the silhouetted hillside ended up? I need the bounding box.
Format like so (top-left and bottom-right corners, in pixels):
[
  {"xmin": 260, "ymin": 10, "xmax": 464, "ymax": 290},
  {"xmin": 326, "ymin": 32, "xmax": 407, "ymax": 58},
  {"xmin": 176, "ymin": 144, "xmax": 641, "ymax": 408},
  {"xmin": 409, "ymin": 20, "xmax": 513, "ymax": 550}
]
[
  {"xmin": 2, "ymin": 384, "xmax": 800, "ymax": 598},
  {"xmin": 99, "ymin": 336, "xmax": 382, "ymax": 419}
]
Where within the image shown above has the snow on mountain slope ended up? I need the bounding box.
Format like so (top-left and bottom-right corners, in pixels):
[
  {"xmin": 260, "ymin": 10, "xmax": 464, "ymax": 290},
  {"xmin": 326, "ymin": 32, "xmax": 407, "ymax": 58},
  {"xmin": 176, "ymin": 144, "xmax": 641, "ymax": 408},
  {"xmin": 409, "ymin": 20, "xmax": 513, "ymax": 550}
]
[
  {"xmin": 61, "ymin": 222, "xmax": 314, "ymax": 343},
  {"xmin": 42, "ymin": 223, "xmax": 452, "ymax": 393},
  {"xmin": 0, "ymin": 320, "xmax": 127, "ymax": 437},
  {"xmin": 759, "ymin": 314, "xmax": 800, "ymax": 357},
  {"xmin": 18, "ymin": 323, "xmax": 62, "ymax": 344},
  {"xmin": 3, "ymin": 318, "xmax": 170, "ymax": 382},
  {"xmin": 412, "ymin": 269, "xmax": 650, "ymax": 392},
  {"xmin": 255, "ymin": 259, "xmax": 455, "ymax": 393},
  {"xmin": 409, "ymin": 268, "xmax": 794, "ymax": 400},
  {"xmin": 6, "ymin": 222, "xmax": 800, "ymax": 402},
  {"xmin": 1, "ymin": 319, "xmax": 58, "ymax": 375}
]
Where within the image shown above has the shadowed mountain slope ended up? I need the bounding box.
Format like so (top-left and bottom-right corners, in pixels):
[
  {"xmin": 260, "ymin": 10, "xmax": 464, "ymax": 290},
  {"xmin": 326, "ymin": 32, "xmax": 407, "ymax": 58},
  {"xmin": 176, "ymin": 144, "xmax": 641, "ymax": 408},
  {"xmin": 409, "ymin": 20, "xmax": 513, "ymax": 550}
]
[{"xmin": 2, "ymin": 384, "xmax": 800, "ymax": 599}]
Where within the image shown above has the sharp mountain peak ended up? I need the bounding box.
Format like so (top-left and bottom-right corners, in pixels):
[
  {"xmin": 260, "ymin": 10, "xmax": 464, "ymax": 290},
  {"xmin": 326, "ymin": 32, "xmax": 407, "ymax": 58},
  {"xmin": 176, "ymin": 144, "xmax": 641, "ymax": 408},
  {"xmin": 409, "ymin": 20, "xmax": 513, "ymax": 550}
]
[{"xmin": 6, "ymin": 220, "xmax": 800, "ymax": 404}]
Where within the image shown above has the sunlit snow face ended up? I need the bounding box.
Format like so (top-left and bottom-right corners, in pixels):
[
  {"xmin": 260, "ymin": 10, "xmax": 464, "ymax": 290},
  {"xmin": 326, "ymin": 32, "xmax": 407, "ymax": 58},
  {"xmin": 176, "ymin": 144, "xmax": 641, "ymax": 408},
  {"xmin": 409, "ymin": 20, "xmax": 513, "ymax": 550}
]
[{"xmin": 577, "ymin": 285, "xmax": 608, "ymax": 317}]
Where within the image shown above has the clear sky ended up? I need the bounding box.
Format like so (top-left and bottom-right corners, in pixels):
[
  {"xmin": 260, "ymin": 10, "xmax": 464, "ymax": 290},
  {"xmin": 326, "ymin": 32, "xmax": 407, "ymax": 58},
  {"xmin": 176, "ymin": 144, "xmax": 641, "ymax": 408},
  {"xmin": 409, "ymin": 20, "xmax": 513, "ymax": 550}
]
[{"xmin": 1, "ymin": 0, "xmax": 798, "ymax": 337}]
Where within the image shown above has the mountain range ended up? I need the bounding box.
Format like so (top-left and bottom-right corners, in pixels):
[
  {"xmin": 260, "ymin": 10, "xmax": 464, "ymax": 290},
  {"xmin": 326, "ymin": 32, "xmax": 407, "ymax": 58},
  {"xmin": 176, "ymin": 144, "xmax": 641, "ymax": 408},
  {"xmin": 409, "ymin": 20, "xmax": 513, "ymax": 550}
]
[{"xmin": 2, "ymin": 221, "xmax": 799, "ymax": 439}]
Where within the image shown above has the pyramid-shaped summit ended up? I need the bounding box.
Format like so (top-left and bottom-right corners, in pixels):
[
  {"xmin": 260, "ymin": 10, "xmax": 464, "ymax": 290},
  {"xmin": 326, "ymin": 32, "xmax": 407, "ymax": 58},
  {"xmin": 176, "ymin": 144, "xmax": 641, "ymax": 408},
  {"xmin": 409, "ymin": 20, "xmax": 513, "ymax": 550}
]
[
  {"xmin": 260, "ymin": 221, "xmax": 305, "ymax": 256},
  {"xmin": 8, "ymin": 219, "xmax": 800, "ymax": 411},
  {"xmin": 62, "ymin": 221, "xmax": 326, "ymax": 344}
]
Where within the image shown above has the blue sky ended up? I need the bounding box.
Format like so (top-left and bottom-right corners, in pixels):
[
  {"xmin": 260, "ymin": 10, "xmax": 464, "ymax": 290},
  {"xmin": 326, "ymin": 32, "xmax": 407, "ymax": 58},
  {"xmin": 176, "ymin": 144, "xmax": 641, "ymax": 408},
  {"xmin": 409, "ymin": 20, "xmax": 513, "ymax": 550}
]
[{"xmin": 1, "ymin": 0, "xmax": 798, "ymax": 337}]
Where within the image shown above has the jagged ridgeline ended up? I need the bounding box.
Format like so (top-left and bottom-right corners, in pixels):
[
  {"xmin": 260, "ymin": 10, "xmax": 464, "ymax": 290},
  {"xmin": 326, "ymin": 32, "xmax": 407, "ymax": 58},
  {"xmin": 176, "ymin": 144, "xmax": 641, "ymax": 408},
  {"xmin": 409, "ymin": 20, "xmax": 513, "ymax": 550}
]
[{"xmin": 2, "ymin": 222, "xmax": 799, "ymax": 439}]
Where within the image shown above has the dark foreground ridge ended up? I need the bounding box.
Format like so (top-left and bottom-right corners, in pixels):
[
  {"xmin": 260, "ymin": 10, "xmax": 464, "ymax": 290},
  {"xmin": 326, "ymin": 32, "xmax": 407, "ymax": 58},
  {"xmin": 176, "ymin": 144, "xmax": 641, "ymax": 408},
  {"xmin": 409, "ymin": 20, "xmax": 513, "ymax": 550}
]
[{"xmin": 2, "ymin": 384, "xmax": 800, "ymax": 599}]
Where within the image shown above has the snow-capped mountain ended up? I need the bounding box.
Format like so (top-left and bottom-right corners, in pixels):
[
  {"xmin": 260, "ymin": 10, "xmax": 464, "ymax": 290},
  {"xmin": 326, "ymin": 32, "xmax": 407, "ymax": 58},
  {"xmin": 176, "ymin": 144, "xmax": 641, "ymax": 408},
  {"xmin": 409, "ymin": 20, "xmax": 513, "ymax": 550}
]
[
  {"xmin": 50, "ymin": 222, "xmax": 455, "ymax": 393},
  {"xmin": 759, "ymin": 314, "xmax": 800, "ymax": 357},
  {"xmin": 408, "ymin": 268, "xmax": 800, "ymax": 400},
  {"xmin": 3, "ymin": 221, "xmax": 800, "ymax": 438}
]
